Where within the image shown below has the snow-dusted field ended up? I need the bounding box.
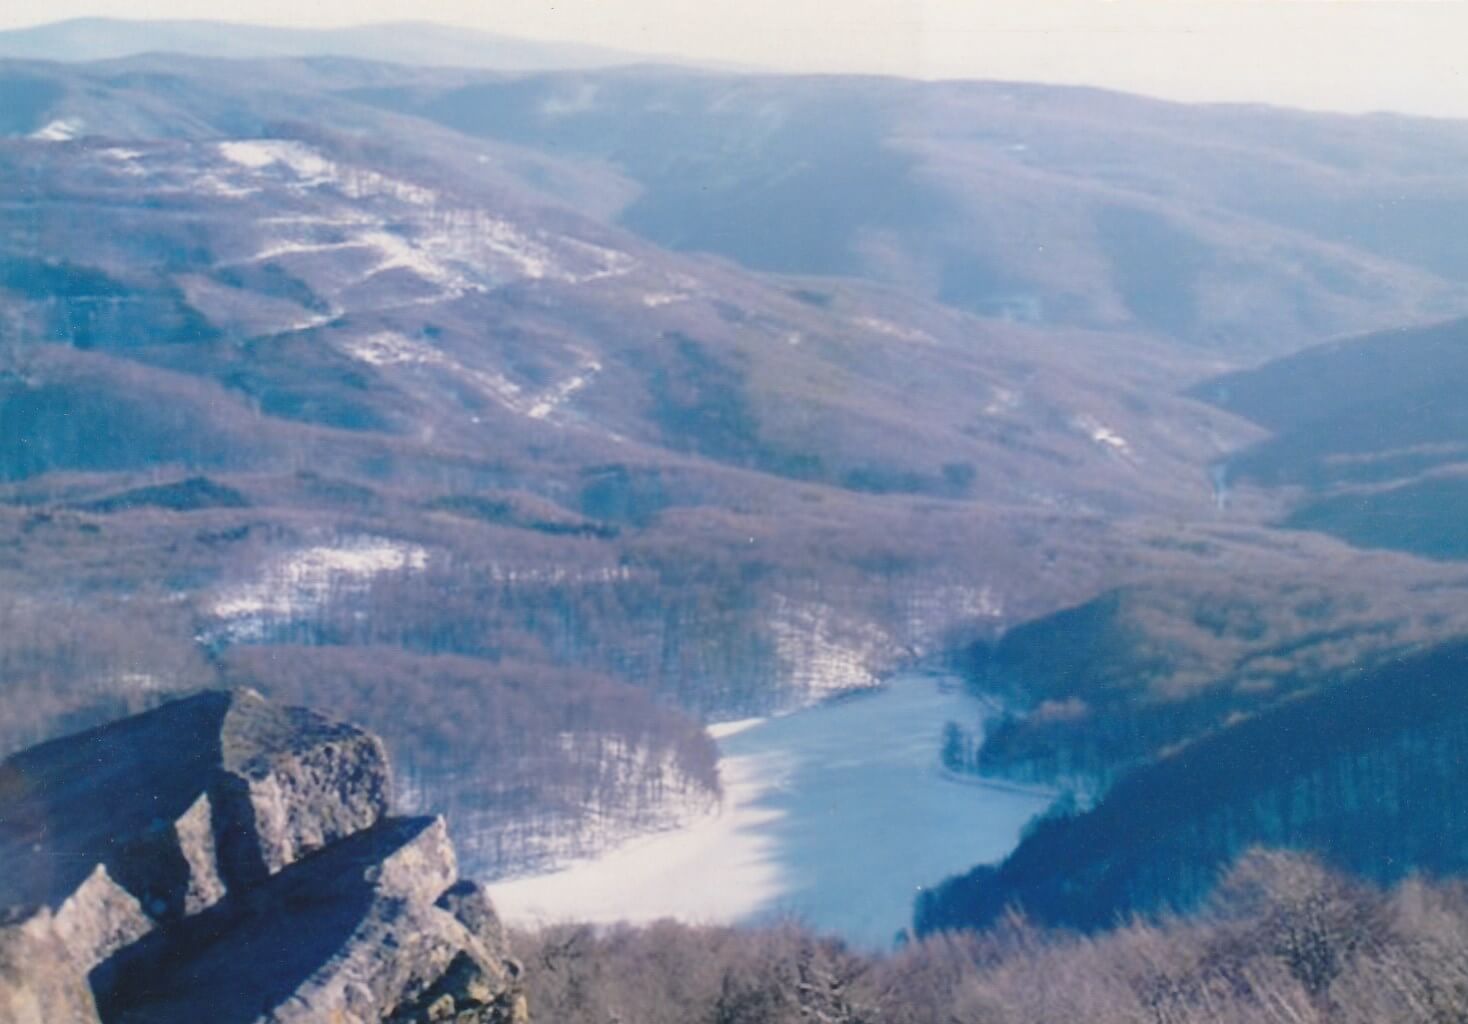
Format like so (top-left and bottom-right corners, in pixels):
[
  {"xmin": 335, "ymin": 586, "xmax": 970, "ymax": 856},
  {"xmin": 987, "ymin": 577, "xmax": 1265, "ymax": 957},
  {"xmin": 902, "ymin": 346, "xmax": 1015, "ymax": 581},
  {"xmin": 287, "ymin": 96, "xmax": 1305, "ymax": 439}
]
[{"xmin": 490, "ymin": 673, "xmax": 1052, "ymax": 950}]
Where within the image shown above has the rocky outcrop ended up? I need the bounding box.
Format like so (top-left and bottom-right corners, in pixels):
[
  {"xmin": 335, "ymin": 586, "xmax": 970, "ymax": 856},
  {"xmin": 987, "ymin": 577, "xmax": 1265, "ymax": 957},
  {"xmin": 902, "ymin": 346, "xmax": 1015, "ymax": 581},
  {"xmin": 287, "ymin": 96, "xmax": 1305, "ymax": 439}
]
[
  {"xmin": 0, "ymin": 907, "xmax": 101, "ymax": 1024},
  {"xmin": 0, "ymin": 688, "xmax": 389, "ymax": 926},
  {"xmin": 0, "ymin": 690, "xmax": 526, "ymax": 1023},
  {"xmin": 52, "ymin": 866, "xmax": 154, "ymax": 979}
]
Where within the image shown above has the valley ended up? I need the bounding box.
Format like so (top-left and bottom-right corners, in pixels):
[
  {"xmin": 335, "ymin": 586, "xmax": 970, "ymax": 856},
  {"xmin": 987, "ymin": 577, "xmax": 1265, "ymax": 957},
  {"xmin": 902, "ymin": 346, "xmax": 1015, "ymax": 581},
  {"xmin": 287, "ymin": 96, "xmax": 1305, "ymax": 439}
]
[{"xmin": 2, "ymin": 22, "xmax": 1468, "ymax": 1007}]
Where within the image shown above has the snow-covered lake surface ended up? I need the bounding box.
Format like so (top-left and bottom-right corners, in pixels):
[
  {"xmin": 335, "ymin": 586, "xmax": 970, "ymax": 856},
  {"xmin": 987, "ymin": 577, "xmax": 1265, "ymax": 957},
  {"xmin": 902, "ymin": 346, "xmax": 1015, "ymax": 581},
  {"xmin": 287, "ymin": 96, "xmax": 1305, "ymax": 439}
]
[{"xmin": 490, "ymin": 672, "xmax": 1053, "ymax": 950}]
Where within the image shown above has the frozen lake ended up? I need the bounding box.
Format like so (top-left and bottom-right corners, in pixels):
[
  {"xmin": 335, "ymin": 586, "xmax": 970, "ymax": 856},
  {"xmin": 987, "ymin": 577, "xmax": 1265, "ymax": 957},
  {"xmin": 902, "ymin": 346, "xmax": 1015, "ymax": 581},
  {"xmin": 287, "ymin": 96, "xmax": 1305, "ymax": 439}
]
[{"xmin": 490, "ymin": 672, "xmax": 1052, "ymax": 950}]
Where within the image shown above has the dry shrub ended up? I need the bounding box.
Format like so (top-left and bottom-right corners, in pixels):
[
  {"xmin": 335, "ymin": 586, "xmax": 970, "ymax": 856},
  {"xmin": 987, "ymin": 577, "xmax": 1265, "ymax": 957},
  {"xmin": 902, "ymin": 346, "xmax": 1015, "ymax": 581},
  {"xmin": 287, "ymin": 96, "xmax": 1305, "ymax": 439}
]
[{"xmin": 509, "ymin": 851, "xmax": 1468, "ymax": 1024}]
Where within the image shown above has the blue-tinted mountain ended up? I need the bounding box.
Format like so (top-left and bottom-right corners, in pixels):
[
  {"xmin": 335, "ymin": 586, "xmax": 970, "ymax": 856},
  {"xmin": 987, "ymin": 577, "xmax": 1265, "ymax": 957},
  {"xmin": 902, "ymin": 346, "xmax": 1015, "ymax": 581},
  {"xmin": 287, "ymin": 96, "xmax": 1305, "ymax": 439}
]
[
  {"xmin": 0, "ymin": 17, "xmax": 653, "ymax": 70},
  {"xmin": 6, "ymin": 50, "xmax": 1468, "ymax": 899},
  {"xmin": 351, "ymin": 68, "xmax": 1468, "ymax": 354},
  {"xmin": 0, "ymin": 53, "xmax": 1300, "ymax": 880},
  {"xmin": 1199, "ymin": 316, "xmax": 1468, "ymax": 560},
  {"xmin": 919, "ymin": 640, "xmax": 1468, "ymax": 934}
]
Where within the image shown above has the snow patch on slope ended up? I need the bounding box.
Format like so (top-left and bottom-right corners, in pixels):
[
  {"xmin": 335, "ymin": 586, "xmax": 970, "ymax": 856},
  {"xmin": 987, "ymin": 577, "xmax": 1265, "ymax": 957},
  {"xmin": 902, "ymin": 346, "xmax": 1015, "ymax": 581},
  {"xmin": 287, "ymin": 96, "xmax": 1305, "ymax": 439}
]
[
  {"xmin": 204, "ymin": 139, "xmax": 638, "ymax": 307},
  {"xmin": 247, "ymin": 238, "xmax": 359, "ymax": 262},
  {"xmin": 527, "ymin": 356, "xmax": 602, "ymax": 420},
  {"xmin": 341, "ymin": 330, "xmax": 602, "ymax": 424},
  {"xmin": 209, "ymin": 537, "xmax": 428, "ymax": 642},
  {"xmin": 98, "ymin": 148, "xmax": 147, "ymax": 175},
  {"xmin": 1075, "ymin": 415, "xmax": 1134, "ymax": 457},
  {"xmin": 337, "ymin": 331, "xmax": 532, "ymax": 416},
  {"xmin": 30, "ymin": 119, "xmax": 82, "ymax": 141},
  {"xmin": 854, "ymin": 315, "xmax": 935, "ymax": 345},
  {"xmin": 899, "ymin": 583, "xmax": 1005, "ymax": 650},
  {"xmin": 341, "ymin": 332, "xmax": 439, "ymax": 367},
  {"xmin": 218, "ymin": 139, "xmax": 438, "ymax": 205},
  {"xmin": 768, "ymin": 595, "xmax": 886, "ymax": 700},
  {"xmin": 358, "ymin": 228, "xmax": 475, "ymax": 293},
  {"xmin": 559, "ymin": 237, "xmax": 637, "ymax": 283}
]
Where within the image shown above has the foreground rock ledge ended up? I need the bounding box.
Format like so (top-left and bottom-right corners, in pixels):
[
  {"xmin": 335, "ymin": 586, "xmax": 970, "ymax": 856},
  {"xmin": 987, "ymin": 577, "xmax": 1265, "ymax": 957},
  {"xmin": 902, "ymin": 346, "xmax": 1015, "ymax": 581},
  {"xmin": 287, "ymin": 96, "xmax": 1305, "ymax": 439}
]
[{"xmin": 0, "ymin": 689, "xmax": 527, "ymax": 1024}]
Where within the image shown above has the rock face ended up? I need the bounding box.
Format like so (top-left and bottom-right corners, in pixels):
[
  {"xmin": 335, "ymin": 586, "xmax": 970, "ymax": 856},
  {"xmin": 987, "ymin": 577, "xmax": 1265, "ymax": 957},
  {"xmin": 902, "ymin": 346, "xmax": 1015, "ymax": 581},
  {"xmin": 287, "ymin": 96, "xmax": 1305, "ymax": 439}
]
[
  {"xmin": 0, "ymin": 907, "xmax": 101, "ymax": 1024},
  {"xmin": 0, "ymin": 690, "xmax": 526, "ymax": 1023}
]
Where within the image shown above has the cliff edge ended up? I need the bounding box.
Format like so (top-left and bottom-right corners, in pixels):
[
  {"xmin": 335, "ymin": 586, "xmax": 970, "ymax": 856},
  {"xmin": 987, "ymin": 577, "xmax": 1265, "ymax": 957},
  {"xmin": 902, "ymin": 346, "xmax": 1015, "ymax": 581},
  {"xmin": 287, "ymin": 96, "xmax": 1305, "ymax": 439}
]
[{"xmin": 0, "ymin": 688, "xmax": 527, "ymax": 1024}]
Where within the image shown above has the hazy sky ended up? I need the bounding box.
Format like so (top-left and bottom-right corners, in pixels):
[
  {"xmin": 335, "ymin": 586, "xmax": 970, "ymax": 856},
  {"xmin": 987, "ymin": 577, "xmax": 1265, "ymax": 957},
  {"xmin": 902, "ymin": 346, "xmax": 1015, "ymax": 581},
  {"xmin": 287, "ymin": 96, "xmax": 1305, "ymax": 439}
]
[{"xmin": 6, "ymin": 1, "xmax": 1468, "ymax": 118}]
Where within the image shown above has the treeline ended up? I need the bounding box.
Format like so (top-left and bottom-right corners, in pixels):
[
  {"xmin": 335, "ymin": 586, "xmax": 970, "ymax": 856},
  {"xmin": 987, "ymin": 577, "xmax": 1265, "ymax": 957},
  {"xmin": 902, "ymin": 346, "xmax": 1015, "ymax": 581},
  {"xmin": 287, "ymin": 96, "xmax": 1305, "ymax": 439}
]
[
  {"xmin": 0, "ymin": 590, "xmax": 211, "ymax": 754},
  {"xmin": 326, "ymin": 556, "xmax": 781, "ymax": 715},
  {"xmin": 221, "ymin": 645, "xmax": 721, "ymax": 876},
  {"xmin": 0, "ymin": 489, "xmax": 992, "ymax": 878},
  {"xmin": 510, "ymin": 850, "xmax": 1468, "ymax": 1024},
  {"xmin": 947, "ymin": 571, "xmax": 1468, "ymax": 789},
  {"xmin": 267, "ymin": 519, "xmax": 947, "ymax": 715},
  {"xmin": 919, "ymin": 639, "xmax": 1468, "ymax": 935}
]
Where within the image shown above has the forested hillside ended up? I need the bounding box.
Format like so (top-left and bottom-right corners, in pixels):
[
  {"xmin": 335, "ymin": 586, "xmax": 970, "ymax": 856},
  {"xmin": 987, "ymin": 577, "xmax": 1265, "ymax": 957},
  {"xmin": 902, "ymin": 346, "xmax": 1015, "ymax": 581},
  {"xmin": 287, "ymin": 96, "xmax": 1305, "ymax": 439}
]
[
  {"xmin": 1202, "ymin": 316, "xmax": 1468, "ymax": 561},
  {"xmin": 4, "ymin": 41, "xmax": 1468, "ymax": 911},
  {"xmin": 358, "ymin": 69, "xmax": 1468, "ymax": 355},
  {"xmin": 921, "ymin": 641, "xmax": 1468, "ymax": 934}
]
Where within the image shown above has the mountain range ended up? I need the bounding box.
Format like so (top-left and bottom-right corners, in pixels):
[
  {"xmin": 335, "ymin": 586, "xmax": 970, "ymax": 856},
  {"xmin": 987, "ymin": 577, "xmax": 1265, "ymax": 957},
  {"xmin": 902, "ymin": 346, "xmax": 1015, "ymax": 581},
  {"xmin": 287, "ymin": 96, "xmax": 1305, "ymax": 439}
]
[
  {"xmin": 2, "ymin": 21, "xmax": 1468, "ymax": 941},
  {"xmin": 0, "ymin": 17, "xmax": 657, "ymax": 70}
]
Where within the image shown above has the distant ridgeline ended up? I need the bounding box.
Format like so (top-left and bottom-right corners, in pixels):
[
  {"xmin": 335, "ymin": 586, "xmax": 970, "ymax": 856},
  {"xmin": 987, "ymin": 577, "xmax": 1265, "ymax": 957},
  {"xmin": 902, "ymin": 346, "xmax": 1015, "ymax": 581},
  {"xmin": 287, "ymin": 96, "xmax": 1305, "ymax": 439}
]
[
  {"xmin": 918, "ymin": 640, "xmax": 1468, "ymax": 934},
  {"xmin": 1198, "ymin": 316, "xmax": 1468, "ymax": 564}
]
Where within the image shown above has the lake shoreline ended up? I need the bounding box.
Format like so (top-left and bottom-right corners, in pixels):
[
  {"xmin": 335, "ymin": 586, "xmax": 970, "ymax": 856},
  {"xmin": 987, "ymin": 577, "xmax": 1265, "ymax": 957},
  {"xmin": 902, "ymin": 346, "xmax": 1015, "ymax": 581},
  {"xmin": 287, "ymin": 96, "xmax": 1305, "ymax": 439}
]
[{"xmin": 490, "ymin": 671, "xmax": 1053, "ymax": 949}]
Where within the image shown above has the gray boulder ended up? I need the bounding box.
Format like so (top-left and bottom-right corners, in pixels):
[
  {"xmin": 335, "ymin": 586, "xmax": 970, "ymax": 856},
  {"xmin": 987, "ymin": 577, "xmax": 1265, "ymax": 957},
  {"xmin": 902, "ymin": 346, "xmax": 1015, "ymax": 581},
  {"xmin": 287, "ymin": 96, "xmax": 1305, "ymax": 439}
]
[
  {"xmin": 52, "ymin": 865, "xmax": 153, "ymax": 978},
  {"xmin": 212, "ymin": 689, "xmax": 393, "ymax": 884},
  {"xmin": 436, "ymin": 880, "xmax": 509, "ymax": 956},
  {"xmin": 0, "ymin": 691, "xmax": 525, "ymax": 1023},
  {"xmin": 0, "ymin": 906, "xmax": 101, "ymax": 1024},
  {"xmin": 103, "ymin": 816, "xmax": 516, "ymax": 1024},
  {"xmin": 0, "ymin": 688, "xmax": 390, "ymax": 941}
]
